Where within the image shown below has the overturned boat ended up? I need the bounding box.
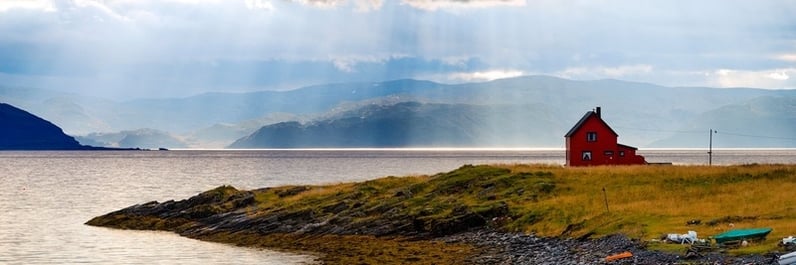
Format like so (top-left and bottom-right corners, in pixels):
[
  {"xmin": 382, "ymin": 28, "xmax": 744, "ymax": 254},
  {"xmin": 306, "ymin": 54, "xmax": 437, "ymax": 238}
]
[{"xmin": 713, "ymin": 228, "xmax": 772, "ymax": 244}]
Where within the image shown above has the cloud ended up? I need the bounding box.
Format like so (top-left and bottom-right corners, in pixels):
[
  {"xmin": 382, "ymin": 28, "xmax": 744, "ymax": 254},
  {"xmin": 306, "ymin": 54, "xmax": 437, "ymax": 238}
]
[
  {"xmin": 332, "ymin": 58, "xmax": 357, "ymax": 72},
  {"xmin": 165, "ymin": 0, "xmax": 224, "ymax": 3},
  {"xmin": 709, "ymin": 68, "xmax": 795, "ymax": 88},
  {"xmin": 768, "ymin": 71, "xmax": 790, "ymax": 81},
  {"xmin": 330, "ymin": 54, "xmax": 411, "ymax": 73},
  {"xmin": 0, "ymin": 0, "xmax": 56, "ymax": 12},
  {"xmin": 1, "ymin": 0, "xmax": 795, "ymax": 97},
  {"xmin": 71, "ymin": 0, "xmax": 131, "ymax": 22},
  {"xmin": 290, "ymin": 0, "xmax": 345, "ymax": 8},
  {"xmin": 280, "ymin": 0, "xmax": 523, "ymax": 11},
  {"xmin": 776, "ymin": 54, "xmax": 796, "ymax": 62},
  {"xmin": 401, "ymin": 0, "xmax": 526, "ymax": 11},
  {"xmin": 244, "ymin": 0, "xmax": 275, "ymax": 10},
  {"xmin": 556, "ymin": 65, "xmax": 654, "ymax": 79},
  {"xmin": 286, "ymin": 0, "xmax": 382, "ymax": 11},
  {"xmin": 448, "ymin": 69, "xmax": 524, "ymax": 82},
  {"xmin": 353, "ymin": 0, "xmax": 383, "ymax": 11}
]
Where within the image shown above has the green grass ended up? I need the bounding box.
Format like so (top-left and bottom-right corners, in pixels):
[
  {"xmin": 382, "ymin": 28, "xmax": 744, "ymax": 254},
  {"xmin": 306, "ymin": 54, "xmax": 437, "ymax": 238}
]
[
  {"xmin": 244, "ymin": 163, "xmax": 796, "ymax": 254},
  {"xmin": 91, "ymin": 163, "xmax": 796, "ymax": 263},
  {"xmin": 504, "ymin": 164, "xmax": 796, "ymax": 254}
]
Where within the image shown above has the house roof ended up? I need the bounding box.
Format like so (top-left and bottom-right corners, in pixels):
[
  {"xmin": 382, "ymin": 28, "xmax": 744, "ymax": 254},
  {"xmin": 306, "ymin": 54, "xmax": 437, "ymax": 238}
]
[
  {"xmin": 564, "ymin": 111, "xmax": 619, "ymax": 137},
  {"xmin": 617, "ymin": 143, "xmax": 638, "ymax": 150}
]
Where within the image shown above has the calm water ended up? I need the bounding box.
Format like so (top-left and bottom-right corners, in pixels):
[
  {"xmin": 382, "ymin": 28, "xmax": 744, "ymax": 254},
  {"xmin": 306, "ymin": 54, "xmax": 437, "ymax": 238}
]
[{"xmin": 1, "ymin": 149, "xmax": 794, "ymax": 264}]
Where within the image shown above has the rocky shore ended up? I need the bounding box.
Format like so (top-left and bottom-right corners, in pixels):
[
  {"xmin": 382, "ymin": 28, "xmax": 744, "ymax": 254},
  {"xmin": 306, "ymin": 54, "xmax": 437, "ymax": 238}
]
[
  {"xmin": 441, "ymin": 229, "xmax": 776, "ymax": 265},
  {"xmin": 86, "ymin": 164, "xmax": 796, "ymax": 264},
  {"xmin": 86, "ymin": 185, "xmax": 778, "ymax": 264}
]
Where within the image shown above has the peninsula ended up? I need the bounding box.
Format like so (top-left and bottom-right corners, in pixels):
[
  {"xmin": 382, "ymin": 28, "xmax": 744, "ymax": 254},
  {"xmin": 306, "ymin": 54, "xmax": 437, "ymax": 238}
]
[
  {"xmin": 87, "ymin": 164, "xmax": 796, "ymax": 264},
  {"xmin": 0, "ymin": 102, "xmax": 115, "ymax": 150}
]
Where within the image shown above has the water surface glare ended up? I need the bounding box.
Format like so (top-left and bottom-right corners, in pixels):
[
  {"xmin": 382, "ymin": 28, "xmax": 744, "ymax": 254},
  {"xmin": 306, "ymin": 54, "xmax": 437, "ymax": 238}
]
[{"xmin": 1, "ymin": 149, "xmax": 794, "ymax": 264}]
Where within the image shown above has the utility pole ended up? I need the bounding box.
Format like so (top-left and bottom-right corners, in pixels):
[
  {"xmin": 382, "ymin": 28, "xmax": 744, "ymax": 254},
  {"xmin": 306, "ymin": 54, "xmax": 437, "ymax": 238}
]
[{"xmin": 708, "ymin": 129, "xmax": 716, "ymax": 166}]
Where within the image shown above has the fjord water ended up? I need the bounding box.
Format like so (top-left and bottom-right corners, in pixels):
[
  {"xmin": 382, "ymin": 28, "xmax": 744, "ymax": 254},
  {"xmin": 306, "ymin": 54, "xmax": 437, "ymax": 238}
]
[{"xmin": 1, "ymin": 149, "xmax": 794, "ymax": 264}]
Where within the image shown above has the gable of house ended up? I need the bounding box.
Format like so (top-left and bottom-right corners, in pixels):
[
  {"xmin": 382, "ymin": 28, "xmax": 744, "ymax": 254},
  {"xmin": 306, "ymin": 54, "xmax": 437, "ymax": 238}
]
[
  {"xmin": 564, "ymin": 111, "xmax": 618, "ymax": 139},
  {"xmin": 565, "ymin": 107, "xmax": 646, "ymax": 166}
]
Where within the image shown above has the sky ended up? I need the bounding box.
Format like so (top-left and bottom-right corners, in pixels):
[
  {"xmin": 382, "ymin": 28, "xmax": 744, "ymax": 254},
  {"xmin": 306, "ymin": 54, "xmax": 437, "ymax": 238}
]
[{"xmin": 0, "ymin": 0, "xmax": 794, "ymax": 99}]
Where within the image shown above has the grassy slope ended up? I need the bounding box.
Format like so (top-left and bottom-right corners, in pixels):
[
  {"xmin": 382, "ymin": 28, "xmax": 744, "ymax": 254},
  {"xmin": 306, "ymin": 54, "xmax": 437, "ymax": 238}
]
[
  {"xmin": 249, "ymin": 164, "xmax": 796, "ymax": 254},
  {"xmin": 88, "ymin": 164, "xmax": 796, "ymax": 263}
]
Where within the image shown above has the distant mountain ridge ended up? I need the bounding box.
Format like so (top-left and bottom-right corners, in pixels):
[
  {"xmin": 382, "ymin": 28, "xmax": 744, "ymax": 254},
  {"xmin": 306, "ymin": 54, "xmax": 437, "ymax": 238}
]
[
  {"xmin": 650, "ymin": 96, "xmax": 796, "ymax": 147},
  {"xmin": 0, "ymin": 103, "xmax": 92, "ymax": 150},
  {"xmin": 230, "ymin": 101, "xmax": 575, "ymax": 148},
  {"xmin": 76, "ymin": 129, "xmax": 188, "ymax": 149},
  {"xmin": 2, "ymin": 76, "xmax": 795, "ymax": 148},
  {"xmin": 228, "ymin": 77, "xmax": 796, "ymax": 148}
]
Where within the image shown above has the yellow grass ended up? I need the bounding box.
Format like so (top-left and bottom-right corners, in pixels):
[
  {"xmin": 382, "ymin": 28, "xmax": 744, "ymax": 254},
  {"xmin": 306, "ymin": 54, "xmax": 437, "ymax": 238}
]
[
  {"xmin": 499, "ymin": 164, "xmax": 796, "ymax": 253},
  {"xmin": 99, "ymin": 163, "xmax": 796, "ymax": 259},
  {"xmin": 250, "ymin": 164, "xmax": 796, "ymax": 251}
]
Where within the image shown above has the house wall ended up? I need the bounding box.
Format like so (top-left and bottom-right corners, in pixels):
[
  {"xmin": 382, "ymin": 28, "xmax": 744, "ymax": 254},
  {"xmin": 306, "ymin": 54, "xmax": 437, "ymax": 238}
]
[
  {"xmin": 566, "ymin": 115, "xmax": 618, "ymax": 166},
  {"xmin": 565, "ymin": 113, "xmax": 647, "ymax": 166},
  {"xmin": 616, "ymin": 145, "xmax": 646, "ymax": 165}
]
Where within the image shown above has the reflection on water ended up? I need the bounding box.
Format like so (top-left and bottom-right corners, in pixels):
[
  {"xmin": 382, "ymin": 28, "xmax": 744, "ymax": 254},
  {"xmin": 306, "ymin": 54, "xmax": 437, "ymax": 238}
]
[
  {"xmin": 0, "ymin": 149, "xmax": 793, "ymax": 264},
  {"xmin": 0, "ymin": 151, "xmax": 323, "ymax": 265}
]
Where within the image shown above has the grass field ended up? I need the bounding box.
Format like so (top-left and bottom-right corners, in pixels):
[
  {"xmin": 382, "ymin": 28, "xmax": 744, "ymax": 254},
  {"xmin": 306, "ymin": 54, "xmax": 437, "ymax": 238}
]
[
  {"xmin": 247, "ymin": 163, "xmax": 796, "ymax": 255},
  {"xmin": 91, "ymin": 163, "xmax": 796, "ymax": 263}
]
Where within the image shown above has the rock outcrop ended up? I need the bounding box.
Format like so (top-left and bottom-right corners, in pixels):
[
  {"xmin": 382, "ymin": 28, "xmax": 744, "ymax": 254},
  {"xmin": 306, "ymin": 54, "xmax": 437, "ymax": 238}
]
[
  {"xmin": 0, "ymin": 103, "xmax": 90, "ymax": 150},
  {"xmin": 86, "ymin": 184, "xmax": 508, "ymax": 239}
]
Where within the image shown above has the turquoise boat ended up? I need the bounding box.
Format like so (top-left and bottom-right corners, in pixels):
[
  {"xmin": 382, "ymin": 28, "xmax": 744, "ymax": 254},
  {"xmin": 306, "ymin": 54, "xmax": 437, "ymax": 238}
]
[{"xmin": 713, "ymin": 228, "xmax": 772, "ymax": 244}]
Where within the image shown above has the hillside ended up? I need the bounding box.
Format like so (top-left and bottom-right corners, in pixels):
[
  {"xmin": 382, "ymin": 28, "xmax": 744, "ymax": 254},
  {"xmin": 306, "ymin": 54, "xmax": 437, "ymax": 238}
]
[
  {"xmin": 87, "ymin": 164, "xmax": 796, "ymax": 264},
  {"xmin": 228, "ymin": 102, "xmax": 564, "ymax": 148},
  {"xmin": 120, "ymin": 76, "xmax": 794, "ymax": 136},
  {"xmin": 650, "ymin": 96, "xmax": 796, "ymax": 147},
  {"xmin": 76, "ymin": 129, "xmax": 188, "ymax": 149},
  {"xmin": 0, "ymin": 103, "xmax": 90, "ymax": 150}
]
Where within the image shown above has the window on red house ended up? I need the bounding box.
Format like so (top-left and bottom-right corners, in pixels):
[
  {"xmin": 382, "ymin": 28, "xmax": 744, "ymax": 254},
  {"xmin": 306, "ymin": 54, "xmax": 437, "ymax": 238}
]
[
  {"xmin": 586, "ymin": 132, "xmax": 597, "ymax": 142},
  {"xmin": 582, "ymin": 151, "xmax": 592, "ymax": 161}
]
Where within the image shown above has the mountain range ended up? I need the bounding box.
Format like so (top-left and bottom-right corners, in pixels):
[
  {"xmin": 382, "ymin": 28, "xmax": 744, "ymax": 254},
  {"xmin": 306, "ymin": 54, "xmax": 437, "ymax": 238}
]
[
  {"xmin": 229, "ymin": 102, "xmax": 563, "ymax": 148},
  {"xmin": 75, "ymin": 129, "xmax": 188, "ymax": 150},
  {"xmin": 2, "ymin": 76, "xmax": 794, "ymax": 148}
]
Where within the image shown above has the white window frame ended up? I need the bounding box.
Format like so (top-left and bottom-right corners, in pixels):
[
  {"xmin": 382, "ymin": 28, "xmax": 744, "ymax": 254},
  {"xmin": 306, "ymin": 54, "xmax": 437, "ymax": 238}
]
[
  {"xmin": 582, "ymin": 151, "xmax": 592, "ymax": 161},
  {"xmin": 586, "ymin": 132, "xmax": 597, "ymax": 142}
]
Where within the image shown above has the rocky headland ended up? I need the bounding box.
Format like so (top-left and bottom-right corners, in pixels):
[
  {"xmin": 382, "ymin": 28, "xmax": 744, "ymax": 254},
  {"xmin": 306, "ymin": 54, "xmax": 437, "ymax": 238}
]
[
  {"xmin": 0, "ymin": 102, "xmax": 125, "ymax": 150},
  {"xmin": 87, "ymin": 164, "xmax": 796, "ymax": 264},
  {"xmin": 0, "ymin": 102, "xmax": 88, "ymax": 150}
]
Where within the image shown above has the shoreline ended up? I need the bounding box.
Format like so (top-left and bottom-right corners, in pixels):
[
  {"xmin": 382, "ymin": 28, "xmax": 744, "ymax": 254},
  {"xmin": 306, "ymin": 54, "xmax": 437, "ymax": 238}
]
[
  {"xmin": 86, "ymin": 164, "xmax": 796, "ymax": 264},
  {"xmin": 173, "ymin": 228, "xmax": 780, "ymax": 265}
]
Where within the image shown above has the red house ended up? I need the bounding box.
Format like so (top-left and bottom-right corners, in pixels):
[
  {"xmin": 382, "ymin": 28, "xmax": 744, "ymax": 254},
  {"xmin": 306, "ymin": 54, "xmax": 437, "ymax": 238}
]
[{"xmin": 565, "ymin": 107, "xmax": 646, "ymax": 166}]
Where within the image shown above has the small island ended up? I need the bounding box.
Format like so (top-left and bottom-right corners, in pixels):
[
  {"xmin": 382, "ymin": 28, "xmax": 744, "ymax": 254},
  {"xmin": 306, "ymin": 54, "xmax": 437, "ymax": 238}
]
[{"xmin": 87, "ymin": 164, "xmax": 796, "ymax": 264}]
